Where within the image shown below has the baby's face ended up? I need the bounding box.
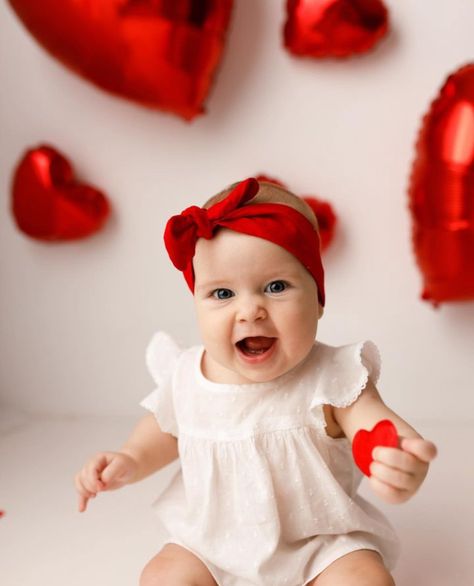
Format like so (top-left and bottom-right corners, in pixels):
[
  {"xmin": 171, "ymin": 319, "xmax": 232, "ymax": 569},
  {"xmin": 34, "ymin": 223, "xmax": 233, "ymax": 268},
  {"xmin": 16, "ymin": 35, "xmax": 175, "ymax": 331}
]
[{"xmin": 193, "ymin": 229, "xmax": 323, "ymax": 385}]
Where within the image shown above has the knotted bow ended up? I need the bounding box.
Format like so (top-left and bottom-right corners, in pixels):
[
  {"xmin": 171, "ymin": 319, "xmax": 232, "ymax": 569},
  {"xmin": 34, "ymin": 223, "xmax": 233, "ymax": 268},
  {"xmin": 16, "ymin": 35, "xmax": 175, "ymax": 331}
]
[
  {"xmin": 164, "ymin": 178, "xmax": 325, "ymax": 305},
  {"xmin": 165, "ymin": 178, "xmax": 259, "ymax": 270}
]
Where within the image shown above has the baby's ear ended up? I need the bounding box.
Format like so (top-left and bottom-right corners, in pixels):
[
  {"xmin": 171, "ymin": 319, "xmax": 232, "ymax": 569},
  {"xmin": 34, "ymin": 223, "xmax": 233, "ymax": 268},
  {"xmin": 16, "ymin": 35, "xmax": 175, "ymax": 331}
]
[{"xmin": 318, "ymin": 304, "xmax": 324, "ymax": 319}]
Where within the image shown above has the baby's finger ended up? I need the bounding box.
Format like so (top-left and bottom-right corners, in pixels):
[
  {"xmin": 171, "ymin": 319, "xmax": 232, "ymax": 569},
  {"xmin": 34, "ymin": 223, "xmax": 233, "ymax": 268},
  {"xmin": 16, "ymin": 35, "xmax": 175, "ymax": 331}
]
[
  {"xmin": 79, "ymin": 472, "xmax": 100, "ymax": 495},
  {"xmin": 372, "ymin": 446, "xmax": 418, "ymax": 473},
  {"xmin": 78, "ymin": 493, "xmax": 90, "ymax": 513},
  {"xmin": 86, "ymin": 454, "xmax": 110, "ymax": 485},
  {"xmin": 400, "ymin": 438, "xmax": 437, "ymax": 463},
  {"xmin": 74, "ymin": 473, "xmax": 94, "ymax": 496},
  {"xmin": 100, "ymin": 457, "xmax": 127, "ymax": 487},
  {"xmin": 369, "ymin": 460, "xmax": 415, "ymax": 492},
  {"xmin": 74, "ymin": 475, "xmax": 96, "ymax": 512},
  {"xmin": 85, "ymin": 453, "xmax": 117, "ymax": 492},
  {"xmin": 369, "ymin": 475, "xmax": 410, "ymax": 504}
]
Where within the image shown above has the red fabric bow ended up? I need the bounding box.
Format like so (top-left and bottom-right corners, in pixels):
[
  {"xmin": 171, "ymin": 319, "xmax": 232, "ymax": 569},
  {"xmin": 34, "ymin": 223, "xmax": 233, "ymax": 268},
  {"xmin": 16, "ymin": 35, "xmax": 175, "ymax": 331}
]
[{"xmin": 164, "ymin": 178, "xmax": 325, "ymax": 306}]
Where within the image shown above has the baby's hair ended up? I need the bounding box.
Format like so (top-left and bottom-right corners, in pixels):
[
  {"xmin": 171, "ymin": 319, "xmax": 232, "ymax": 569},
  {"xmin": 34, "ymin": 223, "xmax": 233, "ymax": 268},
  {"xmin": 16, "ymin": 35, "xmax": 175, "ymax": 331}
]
[{"xmin": 203, "ymin": 181, "xmax": 319, "ymax": 231}]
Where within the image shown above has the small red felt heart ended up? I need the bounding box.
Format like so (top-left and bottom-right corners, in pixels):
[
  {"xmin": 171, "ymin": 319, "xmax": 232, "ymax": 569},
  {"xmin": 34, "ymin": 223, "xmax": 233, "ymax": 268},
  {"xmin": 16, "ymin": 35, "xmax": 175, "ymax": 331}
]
[
  {"xmin": 11, "ymin": 145, "xmax": 110, "ymax": 241},
  {"xmin": 352, "ymin": 419, "xmax": 398, "ymax": 476},
  {"xmin": 284, "ymin": 0, "xmax": 389, "ymax": 58}
]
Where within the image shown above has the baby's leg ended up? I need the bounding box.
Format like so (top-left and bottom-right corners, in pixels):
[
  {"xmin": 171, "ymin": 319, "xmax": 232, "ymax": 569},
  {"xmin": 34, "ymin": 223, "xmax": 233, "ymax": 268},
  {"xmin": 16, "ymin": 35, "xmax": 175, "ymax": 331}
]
[
  {"xmin": 308, "ymin": 549, "xmax": 395, "ymax": 586},
  {"xmin": 140, "ymin": 543, "xmax": 218, "ymax": 586}
]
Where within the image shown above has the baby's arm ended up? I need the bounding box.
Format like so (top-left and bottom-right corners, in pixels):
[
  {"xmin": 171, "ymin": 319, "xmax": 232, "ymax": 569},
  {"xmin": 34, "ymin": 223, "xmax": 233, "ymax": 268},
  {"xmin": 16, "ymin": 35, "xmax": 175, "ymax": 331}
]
[
  {"xmin": 333, "ymin": 380, "xmax": 437, "ymax": 504},
  {"xmin": 75, "ymin": 413, "xmax": 178, "ymax": 512}
]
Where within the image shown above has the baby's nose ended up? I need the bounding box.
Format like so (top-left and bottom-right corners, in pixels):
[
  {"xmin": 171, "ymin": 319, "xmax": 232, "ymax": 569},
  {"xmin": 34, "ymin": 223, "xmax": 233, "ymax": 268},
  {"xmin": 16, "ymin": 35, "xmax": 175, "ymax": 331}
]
[{"xmin": 236, "ymin": 295, "xmax": 267, "ymax": 322}]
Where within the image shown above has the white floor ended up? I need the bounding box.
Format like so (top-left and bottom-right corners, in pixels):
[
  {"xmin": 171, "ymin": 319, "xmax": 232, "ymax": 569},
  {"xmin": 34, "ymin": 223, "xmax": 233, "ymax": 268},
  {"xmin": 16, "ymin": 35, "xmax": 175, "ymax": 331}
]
[{"xmin": 1, "ymin": 409, "xmax": 473, "ymax": 585}]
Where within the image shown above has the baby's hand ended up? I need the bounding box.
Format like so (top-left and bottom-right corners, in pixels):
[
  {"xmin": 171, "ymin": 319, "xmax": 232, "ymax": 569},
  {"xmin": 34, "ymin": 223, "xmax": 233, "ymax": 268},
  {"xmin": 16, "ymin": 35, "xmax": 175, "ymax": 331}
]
[
  {"xmin": 74, "ymin": 451, "xmax": 138, "ymax": 512},
  {"xmin": 369, "ymin": 437, "xmax": 437, "ymax": 504}
]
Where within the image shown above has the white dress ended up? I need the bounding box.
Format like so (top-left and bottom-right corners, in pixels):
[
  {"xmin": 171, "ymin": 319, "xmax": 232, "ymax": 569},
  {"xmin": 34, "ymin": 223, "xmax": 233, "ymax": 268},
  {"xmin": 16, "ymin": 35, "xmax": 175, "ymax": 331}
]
[{"xmin": 140, "ymin": 332, "xmax": 400, "ymax": 586}]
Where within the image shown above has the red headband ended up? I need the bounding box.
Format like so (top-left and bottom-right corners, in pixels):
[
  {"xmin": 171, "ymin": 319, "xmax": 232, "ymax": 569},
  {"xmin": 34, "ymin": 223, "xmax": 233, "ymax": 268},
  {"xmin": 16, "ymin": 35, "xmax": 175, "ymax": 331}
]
[{"xmin": 164, "ymin": 178, "xmax": 325, "ymax": 306}]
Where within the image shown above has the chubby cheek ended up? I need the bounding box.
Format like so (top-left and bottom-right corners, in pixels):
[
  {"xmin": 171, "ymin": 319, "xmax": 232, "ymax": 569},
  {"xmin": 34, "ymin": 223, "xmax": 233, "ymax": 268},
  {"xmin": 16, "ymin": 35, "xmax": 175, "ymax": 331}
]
[
  {"xmin": 195, "ymin": 306, "xmax": 233, "ymax": 354},
  {"xmin": 280, "ymin": 301, "xmax": 319, "ymax": 356}
]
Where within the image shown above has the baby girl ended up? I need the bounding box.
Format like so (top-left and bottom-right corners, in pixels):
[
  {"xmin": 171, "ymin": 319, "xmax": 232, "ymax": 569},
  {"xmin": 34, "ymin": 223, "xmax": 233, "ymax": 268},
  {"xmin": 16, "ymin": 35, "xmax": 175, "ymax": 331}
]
[{"xmin": 75, "ymin": 178, "xmax": 437, "ymax": 585}]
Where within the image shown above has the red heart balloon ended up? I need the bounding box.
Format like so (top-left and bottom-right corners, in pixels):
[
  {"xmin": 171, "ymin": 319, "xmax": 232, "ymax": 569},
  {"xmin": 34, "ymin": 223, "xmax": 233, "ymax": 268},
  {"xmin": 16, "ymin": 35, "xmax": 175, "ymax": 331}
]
[
  {"xmin": 408, "ymin": 63, "xmax": 474, "ymax": 305},
  {"xmin": 256, "ymin": 174, "xmax": 337, "ymax": 250},
  {"xmin": 301, "ymin": 196, "xmax": 337, "ymax": 250},
  {"xmin": 11, "ymin": 145, "xmax": 110, "ymax": 241},
  {"xmin": 284, "ymin": 0, "xmax": 389, "ymax": 58},
  {"xmin": 8, "ymin": 0, "xmax": 233, "ymax": 120},
  {"xmin": 352, "ymin": 419, "xmax": 398, "ymax": 477}
]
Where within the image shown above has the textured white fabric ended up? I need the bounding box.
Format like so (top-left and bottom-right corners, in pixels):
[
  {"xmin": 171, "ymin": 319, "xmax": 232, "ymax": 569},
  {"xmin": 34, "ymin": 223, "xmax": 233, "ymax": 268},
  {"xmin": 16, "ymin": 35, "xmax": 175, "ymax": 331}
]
[{"xmin": 141, "ymin": 332, "xmax": 400, "ymax": 586}]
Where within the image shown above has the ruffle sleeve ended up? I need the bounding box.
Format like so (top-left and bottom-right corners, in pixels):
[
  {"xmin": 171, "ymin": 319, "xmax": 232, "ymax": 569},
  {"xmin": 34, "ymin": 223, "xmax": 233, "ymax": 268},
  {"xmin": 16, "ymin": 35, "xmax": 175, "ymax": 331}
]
[
  {"xmin": 140, "ymin": 331, "xmax": 182, "ymax": 437},
  {"xmin": 310, "ymin": 340, "xmax": 381, "ymax": 411}
]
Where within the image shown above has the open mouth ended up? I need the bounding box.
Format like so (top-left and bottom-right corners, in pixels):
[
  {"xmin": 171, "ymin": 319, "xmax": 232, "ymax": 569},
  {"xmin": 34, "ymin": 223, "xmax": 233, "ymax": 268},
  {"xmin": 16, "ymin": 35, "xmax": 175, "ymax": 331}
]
[{"xmin": 236, "ymin": 336, "xmax": 276, "ymax": 357}]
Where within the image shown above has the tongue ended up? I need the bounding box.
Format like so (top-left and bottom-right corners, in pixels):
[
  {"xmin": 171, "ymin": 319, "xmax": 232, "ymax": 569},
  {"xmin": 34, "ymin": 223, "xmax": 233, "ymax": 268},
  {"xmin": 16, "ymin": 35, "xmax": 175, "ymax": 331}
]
[{"xmin": 243, "ymin": 337, "xmax": 274, "ymax": 351}]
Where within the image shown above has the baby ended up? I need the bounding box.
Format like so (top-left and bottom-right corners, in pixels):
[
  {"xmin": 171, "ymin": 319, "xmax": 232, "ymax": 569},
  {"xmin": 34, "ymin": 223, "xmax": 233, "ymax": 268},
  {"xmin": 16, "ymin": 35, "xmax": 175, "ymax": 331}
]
[{"xmin": 75, "ymin": 178, "xmax": 437, "ymax": 586}]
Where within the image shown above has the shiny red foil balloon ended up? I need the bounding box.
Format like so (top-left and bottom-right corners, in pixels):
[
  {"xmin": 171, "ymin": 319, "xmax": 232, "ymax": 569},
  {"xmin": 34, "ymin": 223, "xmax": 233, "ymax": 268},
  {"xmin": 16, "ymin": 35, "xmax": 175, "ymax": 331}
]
[
  {"xmin": 8, "ymin": 0, "xmax": 233, "ymax": 120},
  {"xmin": 409, "ymin": 64, "xmax": 474, "ymax": 305},
  {"xmin": 302, "ymin": 196, "xmax": 337, "ymax": 250},
  {"xmin": 256, "ymin": 174, "xmax": 337, "ymax": 250},
  {"xmin": 12, "ymin": 145, "xmax": 110, "ymax": 241},
  {"xmin": 284, "ymin": 0, "xmax": 389, "ymax": 58}
]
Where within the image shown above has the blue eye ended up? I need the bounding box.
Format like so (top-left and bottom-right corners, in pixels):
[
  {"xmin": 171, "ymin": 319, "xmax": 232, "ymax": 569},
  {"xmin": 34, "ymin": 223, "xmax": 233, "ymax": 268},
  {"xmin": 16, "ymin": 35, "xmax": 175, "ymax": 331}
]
[
  {"xmin": 212, "ymin": 288, "xmax": 234, "ymax": 300},
  {"xmin": 265, "ymin": 280, "xmax": 288, "ymax": 294}
]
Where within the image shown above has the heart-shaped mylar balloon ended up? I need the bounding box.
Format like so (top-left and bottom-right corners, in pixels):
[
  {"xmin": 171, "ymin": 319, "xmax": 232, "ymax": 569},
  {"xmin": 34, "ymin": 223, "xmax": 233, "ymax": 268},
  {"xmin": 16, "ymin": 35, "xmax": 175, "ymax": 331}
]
[
  {"xmin": 8, "ymin": 0, "xmax": 233, "ymax": 120},
  {"xmin": 256, "ymin": 174, "xmax": 337, "ymax": 250},
  {"xmin": 352, "ymin": 419, "xmax": 398, "ymax": 477},
  {"xmin": 408, "ymin": 63, "xmax": 474, "ymax": 305},
  {"xmin": 301, "ymin": 196, "xmax": 337, "ymax": 250},
  {"xmin": 12, "ymin": 145, "xmax": 110, "ymax": 241},
  {"xmin": 284, "ymin": 0, "xmax": 389, "ymax": 58}
]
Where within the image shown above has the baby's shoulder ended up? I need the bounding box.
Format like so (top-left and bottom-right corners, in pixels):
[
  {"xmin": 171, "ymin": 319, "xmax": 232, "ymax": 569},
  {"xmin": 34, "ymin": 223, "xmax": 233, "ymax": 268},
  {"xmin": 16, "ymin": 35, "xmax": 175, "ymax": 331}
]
[
  {"xmin": 311, "ymin": 339, "xmax": 380, "ymax": 364},
  {"xmin": 305, "ymin": 339, "xmax": 381, "ymax": 409},
  {"xmin": 145, "ymin": 331, "xmax": 190, "ymax": 384}
]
